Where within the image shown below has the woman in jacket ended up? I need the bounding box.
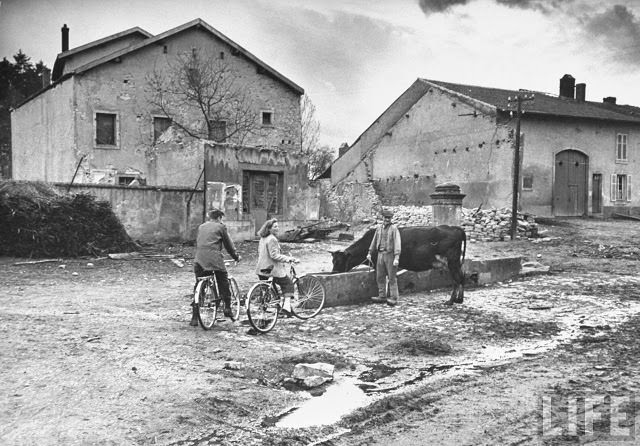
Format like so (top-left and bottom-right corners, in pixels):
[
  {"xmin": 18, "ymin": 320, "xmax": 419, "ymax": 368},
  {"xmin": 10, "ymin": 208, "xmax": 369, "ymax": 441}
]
[{"xmin": 255, "ymin": 218, "xmax": 298, "ymax": 314}]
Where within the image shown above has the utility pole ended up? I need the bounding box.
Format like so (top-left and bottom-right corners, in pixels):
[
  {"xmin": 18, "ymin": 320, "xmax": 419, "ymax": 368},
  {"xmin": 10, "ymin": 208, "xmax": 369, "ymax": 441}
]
[
  {"xmin": 507, "ymin": 93, "xmax": 534, "ymax": 240},
  {"xmin": 203, "ymin": 145, "xmax": 208, "ymax": 222}
]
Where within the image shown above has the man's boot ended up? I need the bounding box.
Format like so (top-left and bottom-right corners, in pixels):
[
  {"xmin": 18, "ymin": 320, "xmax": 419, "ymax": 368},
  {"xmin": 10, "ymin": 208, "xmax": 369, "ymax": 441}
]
[
  {"xmin": 386, "ymin": 296, "xmax": 398, "ymax": 307},
  {"xmin": 371, "ymin": 295, "xmax": 386, "ymax": 303},
  {"xmin": 223, "ymin": 299, "xmax": 233, "ymax": 319},
  {"xmin": 189, "ymin": 302, "xmax": 199, "ymax": 326}
]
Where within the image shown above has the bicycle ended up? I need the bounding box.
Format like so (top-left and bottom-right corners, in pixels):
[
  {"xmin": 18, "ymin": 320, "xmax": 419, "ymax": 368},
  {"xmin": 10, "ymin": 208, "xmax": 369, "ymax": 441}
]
[
  {"xmin": 193, "ymin": 261, "xmax": 241, "ymax": 330},
  {"xmin": 246, "ymin": 263, "xmax": 326, "ymax": 333}
]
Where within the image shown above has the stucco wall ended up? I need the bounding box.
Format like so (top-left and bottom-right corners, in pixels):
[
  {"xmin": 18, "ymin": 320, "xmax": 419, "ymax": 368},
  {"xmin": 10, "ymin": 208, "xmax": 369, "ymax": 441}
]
[
  {"xmin": 70, "ymin": 27, "xmax": 301, "ymax": 187},
  {"xmin": 53, "ymin": 183, "xmax": 205, "ymax": 242},
  {"xmin": 520, "ymin": 118, "xmax": 639, "ymax": 216},
  {"xmin": 367, "ymin": 87, "xmax": 514, "ymax": 209},
  {"xmin": 11, "ymin": 80, "xmax": 76, "ymax": 182},
  {"xmin": 60, "ymin": 34, "xmax": 149, "ymax": 77},
  {"xmin": 52, "ymin": 183, "xmax": 255, "ymax": 243},
  {"xmin": 330, "ymin": 81, "xmax": 430, "ymax": 184}
]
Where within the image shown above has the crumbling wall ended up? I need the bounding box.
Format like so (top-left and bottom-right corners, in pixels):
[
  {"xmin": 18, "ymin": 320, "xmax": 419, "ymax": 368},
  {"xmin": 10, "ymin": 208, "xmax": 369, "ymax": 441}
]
[{"xmin": 319, "ymin": 180, "xmax": 381, "ymax": 222}]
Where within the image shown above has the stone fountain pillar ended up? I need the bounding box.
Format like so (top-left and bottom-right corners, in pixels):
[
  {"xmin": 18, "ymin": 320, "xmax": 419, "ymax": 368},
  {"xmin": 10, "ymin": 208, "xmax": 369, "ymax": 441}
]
[{"xmin": 430, "ymin": 183, "xmax": 466, "ymax": 226}]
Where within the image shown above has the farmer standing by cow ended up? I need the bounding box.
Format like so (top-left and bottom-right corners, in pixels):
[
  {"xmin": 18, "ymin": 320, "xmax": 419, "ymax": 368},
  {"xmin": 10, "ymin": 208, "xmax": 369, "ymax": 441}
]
[
  {"xmin": 191, "ymin": 208, "xmax": 240, "ymax": 325},
  {"xmin": 367, "ymin": 209, "xmax": 402, "ymax": 306}
]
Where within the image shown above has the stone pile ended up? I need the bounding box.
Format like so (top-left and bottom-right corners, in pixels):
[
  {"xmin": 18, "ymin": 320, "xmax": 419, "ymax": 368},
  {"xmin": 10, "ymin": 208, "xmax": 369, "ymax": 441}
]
[
  {"xmin": 374, "ymin": 205, "xmax": 538, "ymax": 242},
  {"xmin": 462, "ymin": 207, "xmax": 538, "ymax": 241},
  {"xmin": 386, "ymin": 205, "xmax": 433, "ymax": 226}
]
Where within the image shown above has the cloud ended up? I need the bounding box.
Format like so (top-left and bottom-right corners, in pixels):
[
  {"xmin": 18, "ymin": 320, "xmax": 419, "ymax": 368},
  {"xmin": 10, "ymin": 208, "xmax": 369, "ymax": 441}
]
[
  {"xmin": 582, "ymin": 5, "xmax": 640, "ymax": 66},
  {"xmin": 418, "ymin": 0, "xmax": 571, "ymax": 15},
  {"xmin": 418, "ymin": 0, "xmax": 471, "ymax": 14},
  {"xmin": 417, "ymin": 1, "xmax": 640, "ymax": 67}
]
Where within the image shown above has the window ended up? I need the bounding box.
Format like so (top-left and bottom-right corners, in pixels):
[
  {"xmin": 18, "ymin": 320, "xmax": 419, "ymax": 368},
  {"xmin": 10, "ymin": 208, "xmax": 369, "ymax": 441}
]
[
  {"xmin": 208, "ymin": 120, "xmax": 227, "ymax": 142},
  {"xmin": 610, "ymin": 174, "xmax": 632, "ymax": 202},
  {"xmin": 616, "ymin": 133, "xmax": 627, "ymax": 161},
  {"xmin": 153, "ymin": 116, "xmax": 171, "ymax": 143},
  {"xmin": 117, "ymin": 175, "xmax": 136, "ymax": 186},
  {"xmin": 95, "ymin": 112, "xmax": 118, "ymax": 147},
  {"xmin": 522, "ymin": 174, "xmax": 533, "ymax": 190},
  {"xmin": 261, "ymin": 111, "xmax": 273, "ymax": 126}
]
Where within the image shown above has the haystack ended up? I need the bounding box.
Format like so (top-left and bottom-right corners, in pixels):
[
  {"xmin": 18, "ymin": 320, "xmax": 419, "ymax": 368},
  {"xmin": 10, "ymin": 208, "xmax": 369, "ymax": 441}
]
[{"xmin": 0, "ymin": 180, "xmax": 138, "ymax": 258}]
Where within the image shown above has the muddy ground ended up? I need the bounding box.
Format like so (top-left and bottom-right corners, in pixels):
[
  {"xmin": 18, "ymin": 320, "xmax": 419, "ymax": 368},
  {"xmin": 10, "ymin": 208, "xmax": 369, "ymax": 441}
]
[{"xmin": 1, "ymin": 218, "xmax": 639, "ymax": 445}]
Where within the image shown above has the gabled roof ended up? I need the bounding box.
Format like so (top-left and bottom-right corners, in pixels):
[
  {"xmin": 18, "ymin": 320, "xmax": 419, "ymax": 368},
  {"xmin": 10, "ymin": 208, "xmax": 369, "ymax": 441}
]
[
  {"xmin": 73, "ymin": 18, "xmax": 304, "ymax": 95},
  {"xmin": 422, "ymin": 78, "xmax": 640, "ymax": 124},
  {"xmin": 52, "ymin": 27, "xmax": 153, "ymax": 80}
]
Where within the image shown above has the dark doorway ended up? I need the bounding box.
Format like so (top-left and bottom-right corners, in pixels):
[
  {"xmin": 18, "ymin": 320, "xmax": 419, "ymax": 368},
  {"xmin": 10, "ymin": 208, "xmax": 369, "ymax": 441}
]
[
  {"xmin": 554, "ymin": 150, "xmax": 588, "ymax": 216},
  {"xmin": 592, "ymin": 173, "xmax": 602, "ymax": 214}
]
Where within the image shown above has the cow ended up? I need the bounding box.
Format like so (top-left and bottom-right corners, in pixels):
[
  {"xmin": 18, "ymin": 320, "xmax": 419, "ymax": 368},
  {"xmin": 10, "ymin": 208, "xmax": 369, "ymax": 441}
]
[{"xmin": 331, "ymin": 225, "xmax": 467, "ymax": 305}]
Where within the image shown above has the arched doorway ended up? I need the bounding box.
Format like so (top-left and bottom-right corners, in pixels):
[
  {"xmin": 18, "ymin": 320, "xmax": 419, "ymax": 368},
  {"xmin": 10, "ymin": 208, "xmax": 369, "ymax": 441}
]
[{"xmin": 554, "ymin": 150, "xmax": 588, "ymax": 216}]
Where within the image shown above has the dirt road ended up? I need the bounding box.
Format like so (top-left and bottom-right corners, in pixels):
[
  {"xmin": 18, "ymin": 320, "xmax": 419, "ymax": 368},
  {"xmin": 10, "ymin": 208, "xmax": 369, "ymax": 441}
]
[{"xmin": 1, "ymin": 218, "xmax": 639, "ymax": 445}]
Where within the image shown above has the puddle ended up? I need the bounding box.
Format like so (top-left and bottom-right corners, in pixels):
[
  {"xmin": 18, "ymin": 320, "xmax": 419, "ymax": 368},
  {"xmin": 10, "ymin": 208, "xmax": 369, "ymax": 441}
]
[
  {"xmin": 274, "ymin": 297, "xmax": 640, "ymax": 429},
  {"xmin": 275, "ymin": 377, "xmax": 368, "ymax": 428}
]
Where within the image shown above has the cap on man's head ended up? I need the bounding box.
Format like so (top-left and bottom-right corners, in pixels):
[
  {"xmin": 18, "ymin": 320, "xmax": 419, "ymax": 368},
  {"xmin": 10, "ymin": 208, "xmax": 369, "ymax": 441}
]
[
  {"xmin": 209, "ymin": 208, "xmax": 225, "ymax": 219},
  {"xmin": 381, "ymin": 209, "xmax": 394, "ymax": 218}
]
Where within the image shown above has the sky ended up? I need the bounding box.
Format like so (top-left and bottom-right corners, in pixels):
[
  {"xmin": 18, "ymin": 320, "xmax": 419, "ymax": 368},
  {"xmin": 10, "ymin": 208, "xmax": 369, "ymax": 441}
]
[{"xmin": 2, "ymin": 0, "xmax": 640, "ymax": 148}]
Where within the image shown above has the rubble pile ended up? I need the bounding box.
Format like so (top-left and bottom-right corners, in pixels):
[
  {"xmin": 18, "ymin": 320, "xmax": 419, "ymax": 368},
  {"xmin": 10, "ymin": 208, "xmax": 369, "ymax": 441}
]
[
  {"xmin": 462, "ymin": 207, "xmax": 538, "ymax": 241},
  {"xmin": 372, "ymin": 205, "xmax": 538, "ymax": 241},
  {"xmin": 385, "ymin": 205, "xmax": 433, "ymax": 226},
  {"xmin": 0, "ymin": 180, "xmax": 138, "ymax": 258}
]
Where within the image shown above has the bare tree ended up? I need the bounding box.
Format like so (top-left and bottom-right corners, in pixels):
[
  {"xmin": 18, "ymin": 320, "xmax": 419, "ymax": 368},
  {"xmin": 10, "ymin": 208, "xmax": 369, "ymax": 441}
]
[
  {"xmin": 147, "ymin": 49, "xmax": 258, "ymax": 144},
  {"xmin": 301, "ymin": 93, "xmax": 320, "ymax": 156},
  {"xmin": 300, "ymin": 94, "xmax": 336, "ymax": 179},
  {"xmin": 308, "ymin": 145, "xmax": 336, "ymax": 180}
]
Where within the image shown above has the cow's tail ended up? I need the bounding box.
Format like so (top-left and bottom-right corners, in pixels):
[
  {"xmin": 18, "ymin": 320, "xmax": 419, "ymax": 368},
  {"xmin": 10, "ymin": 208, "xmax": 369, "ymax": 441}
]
[{"xmin": 460, "ymin": 229, "xmax": 467, "ymax": 265}]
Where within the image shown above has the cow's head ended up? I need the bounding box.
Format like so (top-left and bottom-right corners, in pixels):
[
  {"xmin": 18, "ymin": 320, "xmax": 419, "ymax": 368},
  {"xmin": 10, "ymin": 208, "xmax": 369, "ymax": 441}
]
[{"xmin": 330, "ymin": 250, "xmax": 351, "ymax": 273}]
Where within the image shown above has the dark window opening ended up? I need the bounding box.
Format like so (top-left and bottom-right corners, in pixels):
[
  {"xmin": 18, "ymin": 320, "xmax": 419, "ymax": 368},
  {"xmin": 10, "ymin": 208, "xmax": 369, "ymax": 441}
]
[
  {"xmin": 522, "ymin": 174, "xmax": 533, "ymax": 190},
  {"xmin": 96, "ymin": 113, "xmax": 116, "ymax": 146},
  {"xmin": 153, "ymin": 117, "xmax": 171, "ymax": 143},
  {"xmin": 261, "ymin": 111, "xmax": 273, "ymax": 126},
  {"xmin": 117, "ymin": 175, "xmax": 136, "ymax": 186},
  {"xmin": 208, "ymin": 120, "xmax": 227, "ymax": 142}
]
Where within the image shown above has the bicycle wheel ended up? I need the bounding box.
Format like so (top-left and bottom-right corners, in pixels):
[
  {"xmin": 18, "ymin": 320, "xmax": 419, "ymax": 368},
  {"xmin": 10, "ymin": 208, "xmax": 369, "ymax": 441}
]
[
  {"xmin": 196, "ymin": 279, "xmax": 217, "ymax": 330},
  {"xmin": 291, "ymin": 275, "xmax": 326, "ymax": 320},
  {"xmin": 228, "ymin": 277, "xmax": 241, "ymax": 321},
  {"xmin": 246, "ymin": 282, "xmax": 279, "ymax": 333}
]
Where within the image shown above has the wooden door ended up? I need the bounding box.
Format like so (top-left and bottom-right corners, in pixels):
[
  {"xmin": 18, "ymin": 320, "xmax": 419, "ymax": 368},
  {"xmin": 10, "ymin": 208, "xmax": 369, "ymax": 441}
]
[
  {"xmin": 242, "ymin": 171, "xmax": 282, "ymax": 230},
  {"xmin": 554, "ymin": 150, "xmax": 588, "ymax": 216}
]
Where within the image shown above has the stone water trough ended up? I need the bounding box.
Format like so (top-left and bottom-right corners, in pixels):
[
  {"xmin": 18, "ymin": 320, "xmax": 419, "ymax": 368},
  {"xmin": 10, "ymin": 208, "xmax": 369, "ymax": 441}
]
[{"xmin": 311, "ymin": 256, "xmax": 523, "ymax": 308}]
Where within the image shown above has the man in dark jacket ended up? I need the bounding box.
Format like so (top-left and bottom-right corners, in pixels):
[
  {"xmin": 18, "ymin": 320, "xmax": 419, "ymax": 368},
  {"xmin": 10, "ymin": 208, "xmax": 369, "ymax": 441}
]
[
  {"xmin": 190, "ymin": 208, "xmax": 240, "ymax": 325},
  {"xmin": 367, "ymin": 208, "xmax": 401, "ymax": 306}
]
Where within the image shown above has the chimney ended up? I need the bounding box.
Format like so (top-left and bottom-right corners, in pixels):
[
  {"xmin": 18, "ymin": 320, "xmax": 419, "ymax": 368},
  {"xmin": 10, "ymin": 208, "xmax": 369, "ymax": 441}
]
[
  {"xmin": 603, "ymin": 96, "xmax": 617, "ymax": 105},
  {"xmin": 41, "ymin": 67, "xmax": 51, "ymax": 88},
  {"xmin": 61, "ymin": 24, "xmax": 69, "ymax": 52},
  {"xmin": 338, "ymin": 142, "xmax": 350, "ymax": 157},
  {"xmin": 559, "ymin": 74, "xmax": 575, "ymax": 99},
  {"xmin": 575, "ymin": 83, "xmax": 586, "ymax": 101}
]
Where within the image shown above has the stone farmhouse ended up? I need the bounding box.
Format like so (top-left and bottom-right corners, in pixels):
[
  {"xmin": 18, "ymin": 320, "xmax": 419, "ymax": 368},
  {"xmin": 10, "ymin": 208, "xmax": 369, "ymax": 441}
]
[
  {"xmin": 330, "ymin": 75, "xmax": 639, "ymax": 218},
  {"xmin": 11, "ymin": 19, "xmax": 317, "ymax": 240}
]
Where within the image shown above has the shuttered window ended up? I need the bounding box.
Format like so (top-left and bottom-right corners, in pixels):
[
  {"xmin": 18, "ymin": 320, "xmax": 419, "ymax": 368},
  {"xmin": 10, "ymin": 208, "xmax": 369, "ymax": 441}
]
[
  {"xmin": 610, "ymin": 174, "xmax": 632, "ymax": 202},
  {"xmin": 616, "ymin": 134, "xmax": 628, "ymax": 161}
]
